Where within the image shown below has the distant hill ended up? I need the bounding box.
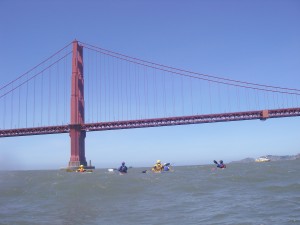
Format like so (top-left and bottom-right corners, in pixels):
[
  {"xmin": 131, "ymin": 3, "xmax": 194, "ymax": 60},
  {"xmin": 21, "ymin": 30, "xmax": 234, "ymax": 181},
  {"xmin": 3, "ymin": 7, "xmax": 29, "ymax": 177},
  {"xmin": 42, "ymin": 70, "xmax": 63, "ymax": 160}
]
[
  {"xmin": 231, "ymin": 153, "xmax": 300, "ymax": 163},
  {"xmin": 231, "ymin": 157, "xmax": 255, "ymax": 163}
]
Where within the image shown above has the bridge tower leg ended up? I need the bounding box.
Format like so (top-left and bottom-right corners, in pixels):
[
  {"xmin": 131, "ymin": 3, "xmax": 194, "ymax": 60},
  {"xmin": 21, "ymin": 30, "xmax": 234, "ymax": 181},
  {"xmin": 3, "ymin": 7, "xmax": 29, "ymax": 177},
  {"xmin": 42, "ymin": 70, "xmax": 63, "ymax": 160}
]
[{"xmin": 68, "ymin": 40, "xmax": 94, "ymax": 169}]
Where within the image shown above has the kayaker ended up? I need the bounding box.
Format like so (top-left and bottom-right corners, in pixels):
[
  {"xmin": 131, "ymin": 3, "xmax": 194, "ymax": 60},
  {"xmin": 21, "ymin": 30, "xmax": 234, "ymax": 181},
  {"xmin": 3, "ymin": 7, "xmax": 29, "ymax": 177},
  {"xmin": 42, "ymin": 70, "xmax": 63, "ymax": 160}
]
[
  {"xmin": 77, "ymin": 165, "xmax": 86, "ymax": 172},
  {"xmin": 217, "ymin": 160, "xmax": 226, "ymax": 168},
  {"xmin": 163, "ymin": 163, "xmax": 170, "ymax": 171},
  {"xmin": 152, "ymin": 160, "xmax": 163, "ymax": 172},
  {"xmin": 118, "ymin": 162, "xmax": 128, "ymax": 173}
]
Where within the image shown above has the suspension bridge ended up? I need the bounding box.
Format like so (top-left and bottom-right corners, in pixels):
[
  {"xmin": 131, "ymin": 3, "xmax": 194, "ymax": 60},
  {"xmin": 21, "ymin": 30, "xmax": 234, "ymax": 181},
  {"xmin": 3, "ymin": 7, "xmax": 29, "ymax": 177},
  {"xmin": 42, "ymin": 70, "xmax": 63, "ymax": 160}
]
[{"xmin": 1, "ymin": 40, "xmax": 300, "ymax": 168}]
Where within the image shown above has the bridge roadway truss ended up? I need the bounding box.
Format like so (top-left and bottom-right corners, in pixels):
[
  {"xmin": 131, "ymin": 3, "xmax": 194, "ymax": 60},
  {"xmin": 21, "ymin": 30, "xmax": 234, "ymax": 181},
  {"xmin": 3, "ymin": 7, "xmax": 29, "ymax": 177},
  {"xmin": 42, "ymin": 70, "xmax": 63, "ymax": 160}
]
[{"xmin": 1, "ymin": 108, "xmax": 300, "ymax": 138}]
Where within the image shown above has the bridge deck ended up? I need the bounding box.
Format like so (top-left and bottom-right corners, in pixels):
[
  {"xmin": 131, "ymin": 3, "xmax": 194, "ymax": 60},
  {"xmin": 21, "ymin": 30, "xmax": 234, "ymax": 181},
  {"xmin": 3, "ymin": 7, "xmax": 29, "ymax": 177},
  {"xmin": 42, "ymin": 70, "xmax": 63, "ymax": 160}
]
[{"xmin": 1, "ymin": 108, "xmax": 300, "ymax": 138}]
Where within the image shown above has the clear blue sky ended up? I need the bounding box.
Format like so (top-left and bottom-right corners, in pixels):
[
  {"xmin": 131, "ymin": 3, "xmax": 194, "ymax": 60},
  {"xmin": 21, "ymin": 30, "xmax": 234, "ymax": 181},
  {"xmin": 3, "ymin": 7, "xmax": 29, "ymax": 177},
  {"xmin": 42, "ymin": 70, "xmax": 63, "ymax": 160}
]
[{"xmin": 0, "ymin": 0, "xmax": 300, "ymax": 170}]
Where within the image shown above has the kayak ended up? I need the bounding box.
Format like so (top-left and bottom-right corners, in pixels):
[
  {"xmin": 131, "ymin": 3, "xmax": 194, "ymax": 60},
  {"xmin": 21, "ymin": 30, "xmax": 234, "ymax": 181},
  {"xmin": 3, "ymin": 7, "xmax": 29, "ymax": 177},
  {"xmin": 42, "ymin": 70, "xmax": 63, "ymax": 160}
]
[
  {"xmin": 142, "ymin": 169, "xmax": 173, "ymax": 173},
  {"xmin": 65, "ymin": 168, "xmax": 93, "ymax": 173},
  {"xmin": 76, "ymin": 170, "xmax": 93, "ymax": 173}
]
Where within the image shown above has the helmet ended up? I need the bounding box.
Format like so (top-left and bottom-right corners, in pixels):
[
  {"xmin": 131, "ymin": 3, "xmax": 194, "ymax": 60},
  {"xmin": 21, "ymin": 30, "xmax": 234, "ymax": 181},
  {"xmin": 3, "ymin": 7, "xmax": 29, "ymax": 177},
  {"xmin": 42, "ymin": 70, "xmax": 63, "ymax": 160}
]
[
  {"xmin": 220, "ymin": 160, "xmax": 223, "ymax": 164},
  {"xmin": 122, "ymin": 162, "xmax": 125, "ymax": 165},
  {"xmin": 80, "ymin": 165, "xmax": 84, "ymax": 167},
  {"xmin": 157, "ymin": 160, "xmax": 161, "ymax": 163}
]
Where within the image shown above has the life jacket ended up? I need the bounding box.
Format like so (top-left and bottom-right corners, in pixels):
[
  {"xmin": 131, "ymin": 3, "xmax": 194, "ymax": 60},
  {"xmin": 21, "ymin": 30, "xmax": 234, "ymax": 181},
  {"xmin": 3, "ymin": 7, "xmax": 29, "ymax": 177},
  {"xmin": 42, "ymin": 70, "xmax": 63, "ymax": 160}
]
[
  {"xmin": 119, "ymin": 165, "xmax": 127, "ymax": 173},
  {"xmin": 218, "ymin": 164, "xmax": 226, "ymax": 168},
  {"xmin": 152, "ymin": 163, "xmax": 163, "ymax": 172}
]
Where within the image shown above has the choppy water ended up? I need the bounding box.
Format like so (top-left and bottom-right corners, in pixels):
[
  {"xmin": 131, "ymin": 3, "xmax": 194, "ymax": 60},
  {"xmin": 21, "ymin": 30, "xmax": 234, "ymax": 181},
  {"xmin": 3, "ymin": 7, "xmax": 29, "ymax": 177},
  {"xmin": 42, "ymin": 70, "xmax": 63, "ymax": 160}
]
[{"xmin": 0, "ymin": 160, "xmax": 299, "ymax": 225}]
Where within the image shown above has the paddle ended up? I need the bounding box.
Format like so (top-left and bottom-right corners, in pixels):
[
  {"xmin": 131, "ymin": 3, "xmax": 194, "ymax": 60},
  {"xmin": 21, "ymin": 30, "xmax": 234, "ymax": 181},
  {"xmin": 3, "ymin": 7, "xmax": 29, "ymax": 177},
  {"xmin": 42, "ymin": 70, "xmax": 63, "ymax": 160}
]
[{"xmin": 213, "ymin": 160, "xmax": 218, "ymax": 164}]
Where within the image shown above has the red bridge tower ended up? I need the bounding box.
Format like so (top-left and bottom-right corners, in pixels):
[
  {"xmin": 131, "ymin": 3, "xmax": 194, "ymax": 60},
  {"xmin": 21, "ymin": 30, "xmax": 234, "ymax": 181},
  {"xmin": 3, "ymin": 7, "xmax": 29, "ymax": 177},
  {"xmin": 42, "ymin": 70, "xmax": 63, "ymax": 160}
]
[{"xmin": 68, "ymin": 40, "xmax": 94, "ymax": 169}]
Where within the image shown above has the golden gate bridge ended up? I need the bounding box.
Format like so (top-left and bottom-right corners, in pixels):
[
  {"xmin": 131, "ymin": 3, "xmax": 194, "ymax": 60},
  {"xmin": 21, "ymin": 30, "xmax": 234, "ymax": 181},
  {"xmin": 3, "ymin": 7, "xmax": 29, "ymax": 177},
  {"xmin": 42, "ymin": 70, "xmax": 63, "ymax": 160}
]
[{"xmin": 1, "ymin": 40, "xmax": 300, "ymax": 168}]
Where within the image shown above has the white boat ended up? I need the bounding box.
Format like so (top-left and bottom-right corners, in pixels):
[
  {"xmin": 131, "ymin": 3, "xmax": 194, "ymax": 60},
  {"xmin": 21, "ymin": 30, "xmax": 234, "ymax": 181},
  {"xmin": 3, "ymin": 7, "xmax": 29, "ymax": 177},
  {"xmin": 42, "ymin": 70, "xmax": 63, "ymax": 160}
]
[{"xmin": 255, "ymin": 157, "xmax": 271, "ymax": 162}]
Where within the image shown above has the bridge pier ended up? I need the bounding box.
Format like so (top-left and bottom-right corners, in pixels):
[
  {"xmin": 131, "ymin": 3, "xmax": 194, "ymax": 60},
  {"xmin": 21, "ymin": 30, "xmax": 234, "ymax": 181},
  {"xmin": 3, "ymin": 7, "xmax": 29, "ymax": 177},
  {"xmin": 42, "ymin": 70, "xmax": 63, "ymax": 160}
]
[
  {"xmin": 68, "ymin": 40, "xmax": 94, "ymax": 170},
  {"xmin": 68, "ymin": 124, "xmax": 87, "ymax": 168}
]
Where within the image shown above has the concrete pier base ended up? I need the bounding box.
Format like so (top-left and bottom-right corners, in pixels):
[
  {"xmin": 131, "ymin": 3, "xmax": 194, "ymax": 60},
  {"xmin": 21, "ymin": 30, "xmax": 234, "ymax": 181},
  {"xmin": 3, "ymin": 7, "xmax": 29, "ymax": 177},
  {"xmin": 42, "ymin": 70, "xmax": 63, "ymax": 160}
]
[{"xmin": 63, "ymin": 160, "xmax": 95, "ymax": 170}]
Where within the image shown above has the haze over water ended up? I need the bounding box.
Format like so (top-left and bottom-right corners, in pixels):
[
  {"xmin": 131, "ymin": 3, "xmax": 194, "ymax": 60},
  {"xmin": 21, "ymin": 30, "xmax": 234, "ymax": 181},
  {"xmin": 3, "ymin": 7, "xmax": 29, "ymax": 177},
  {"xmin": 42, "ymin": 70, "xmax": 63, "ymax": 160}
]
[{"xmin": 0, "ymin": 160, "xmax": 299, "ymax": 225}]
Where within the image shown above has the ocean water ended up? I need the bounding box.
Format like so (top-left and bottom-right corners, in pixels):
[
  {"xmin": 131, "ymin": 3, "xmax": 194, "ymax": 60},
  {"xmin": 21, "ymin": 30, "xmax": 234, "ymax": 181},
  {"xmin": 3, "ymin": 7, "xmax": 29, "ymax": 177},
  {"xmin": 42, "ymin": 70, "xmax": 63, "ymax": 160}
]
[{"xmin": 0, "ymin": 161, "xmax": 299, "ymax": 225}]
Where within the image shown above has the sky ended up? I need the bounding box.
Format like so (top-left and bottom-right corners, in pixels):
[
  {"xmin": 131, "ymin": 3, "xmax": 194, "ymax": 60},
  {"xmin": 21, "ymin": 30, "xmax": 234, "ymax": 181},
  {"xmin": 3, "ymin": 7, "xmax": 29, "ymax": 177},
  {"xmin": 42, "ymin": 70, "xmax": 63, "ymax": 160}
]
[{"xmin": 0, "ymin": 0, "xmax": 300, "ymax": 170}]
